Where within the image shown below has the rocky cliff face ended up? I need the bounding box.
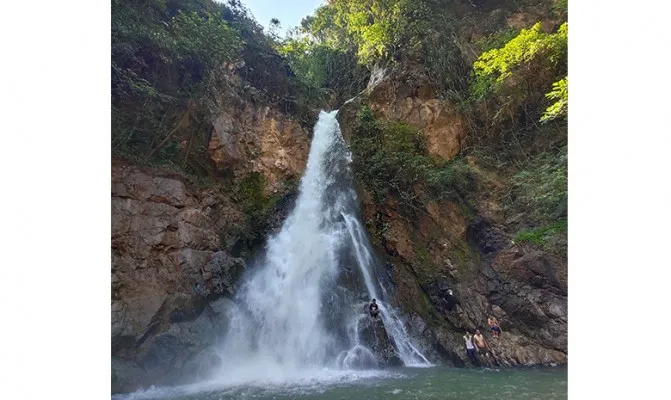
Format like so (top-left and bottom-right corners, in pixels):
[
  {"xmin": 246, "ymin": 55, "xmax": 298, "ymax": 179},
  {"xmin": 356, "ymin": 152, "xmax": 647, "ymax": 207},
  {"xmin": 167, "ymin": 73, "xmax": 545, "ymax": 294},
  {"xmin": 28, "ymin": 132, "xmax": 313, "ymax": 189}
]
[
  {"xmin": 338, "ymin": 64, "xmax": 567, "ymax": 368},
  {"xmin": 340, "ymin": 68, "xmax": 468, "ymax": 162},
  {"xmin": 111, "ymin": 71, "xmax": 311, "ymax": 392},
  {"xmin": 205, "ymin": 66, "xmax": 311, "ymax": 193}
]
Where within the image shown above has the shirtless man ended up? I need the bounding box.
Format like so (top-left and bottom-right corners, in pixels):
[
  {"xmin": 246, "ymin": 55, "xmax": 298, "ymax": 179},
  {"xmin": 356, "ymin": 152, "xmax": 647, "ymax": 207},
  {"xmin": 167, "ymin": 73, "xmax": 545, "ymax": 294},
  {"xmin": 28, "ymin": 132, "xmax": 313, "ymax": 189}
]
[
  {"xmin": 463, "ymin": 331, "xmax": 478, "ymax": 364},
  {"xmin": 473, "ymin": 329, "xmax": 493, "ymax": 365},
  {"xmin": 488, "ymin": 316, "xmax": 502, "ymax": 338}
]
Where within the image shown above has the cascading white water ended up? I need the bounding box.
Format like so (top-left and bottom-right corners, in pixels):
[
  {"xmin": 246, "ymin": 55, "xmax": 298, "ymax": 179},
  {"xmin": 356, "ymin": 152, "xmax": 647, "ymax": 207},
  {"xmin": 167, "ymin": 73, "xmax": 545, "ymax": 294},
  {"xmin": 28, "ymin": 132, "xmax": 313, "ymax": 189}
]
[
  {"xmin": 213, "ymin": 110, "xmax": 429, "ymax": 386},
  {"xmin": 342, "ymin": 215, "xmax": 431, "ymax": 366}
]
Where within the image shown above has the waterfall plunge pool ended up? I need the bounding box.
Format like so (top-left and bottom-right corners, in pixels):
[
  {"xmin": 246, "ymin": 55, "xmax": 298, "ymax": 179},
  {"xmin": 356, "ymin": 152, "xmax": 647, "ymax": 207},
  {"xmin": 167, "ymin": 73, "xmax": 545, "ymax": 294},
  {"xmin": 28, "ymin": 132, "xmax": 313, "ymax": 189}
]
[{"xmin": 113, "ymin": 366, "xmax": 567, "ymax": 400}]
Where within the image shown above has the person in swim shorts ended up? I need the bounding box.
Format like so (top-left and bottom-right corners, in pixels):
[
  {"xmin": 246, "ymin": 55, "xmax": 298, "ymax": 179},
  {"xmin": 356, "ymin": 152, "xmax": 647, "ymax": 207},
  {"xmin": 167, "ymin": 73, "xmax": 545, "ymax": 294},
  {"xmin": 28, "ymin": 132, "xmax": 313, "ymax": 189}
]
[
  {"xmin": 473, "ymin": 329, "xmax": 492, "ymax": 361},
  {"xmin": 488, "ymin": 316, "xmax": 501, "ymax": 338}
]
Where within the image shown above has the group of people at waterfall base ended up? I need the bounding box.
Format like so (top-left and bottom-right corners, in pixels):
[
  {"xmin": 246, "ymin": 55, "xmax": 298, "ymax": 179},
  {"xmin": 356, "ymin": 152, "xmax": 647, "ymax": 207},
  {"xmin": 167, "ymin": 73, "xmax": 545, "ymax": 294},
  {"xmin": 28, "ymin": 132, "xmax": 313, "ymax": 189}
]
[
  {"xmin": 463, "ymin": 316, "xmax": 501, "ymax": 367},
  {"xmin": 368, "ymin": 299, "xmax": 503, "ymax": 367}
]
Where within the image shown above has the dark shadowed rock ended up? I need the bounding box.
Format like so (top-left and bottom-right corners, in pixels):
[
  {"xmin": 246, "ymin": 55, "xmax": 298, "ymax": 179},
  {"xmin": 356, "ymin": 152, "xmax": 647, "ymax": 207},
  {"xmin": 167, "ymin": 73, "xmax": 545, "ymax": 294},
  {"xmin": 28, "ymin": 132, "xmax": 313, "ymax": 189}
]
[
  {"xmin": 423, "ymin": 278, "xmax": 461, "ymax": 315},
  {"xmin": 112, "ymin": 358, "xmax": 149, "ymax": 394},
  {"xmin": 112, "ymin": 298, "xmax": 234, "ymax": 394},
  {"xmin": 357, "ymin": 313, "xmax": 403, "ymax": 367},
  {"xmin": 467, "ymin": 216, "xmax": 509, "ymax": 256}
]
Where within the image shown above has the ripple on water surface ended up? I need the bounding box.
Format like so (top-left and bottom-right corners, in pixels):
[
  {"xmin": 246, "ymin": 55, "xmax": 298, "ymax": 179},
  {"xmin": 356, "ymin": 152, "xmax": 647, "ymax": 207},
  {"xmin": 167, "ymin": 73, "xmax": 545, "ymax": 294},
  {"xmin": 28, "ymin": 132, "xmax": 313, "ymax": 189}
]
[{"xmin": 112, "ymin": 366, "xmax": 567, "ymax": 400}]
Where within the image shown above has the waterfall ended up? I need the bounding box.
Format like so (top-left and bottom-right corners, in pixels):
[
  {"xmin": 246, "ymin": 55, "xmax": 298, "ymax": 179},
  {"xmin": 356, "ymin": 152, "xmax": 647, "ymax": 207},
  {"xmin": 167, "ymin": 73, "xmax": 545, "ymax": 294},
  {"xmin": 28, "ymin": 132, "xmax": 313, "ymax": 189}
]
[
  {"xmin": 342, "ymin": 215, "xmax": 431, "ymax": 367},
  {"xmin": 214, "ymin": 110, "xmax": 429, "ymax": 386}
]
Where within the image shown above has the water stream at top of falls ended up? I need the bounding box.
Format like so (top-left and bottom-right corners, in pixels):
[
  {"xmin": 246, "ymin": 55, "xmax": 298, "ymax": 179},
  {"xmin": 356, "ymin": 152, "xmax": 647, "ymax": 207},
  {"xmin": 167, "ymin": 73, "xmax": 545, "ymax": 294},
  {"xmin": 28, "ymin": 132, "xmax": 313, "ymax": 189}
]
[{"xmin": 212, "ymin": 110, "xmax": 429, "ymax": 386}]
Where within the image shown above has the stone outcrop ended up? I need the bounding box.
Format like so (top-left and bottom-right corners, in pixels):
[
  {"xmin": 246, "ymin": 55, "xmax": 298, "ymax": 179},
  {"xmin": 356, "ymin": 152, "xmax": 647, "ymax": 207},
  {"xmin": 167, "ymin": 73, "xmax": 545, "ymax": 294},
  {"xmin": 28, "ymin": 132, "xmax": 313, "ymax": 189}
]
[
  {"xmin": 205, "ymin": 67, "xmax": 310, "ymax": 194},
  {"xmin": 366, "ymin": 73, "xmax": 468, "ymax": 162},
  {"xmin": 111, "ymin": 163, "xmax": 249, "ymax": 393},
  {"xmin": 112, "ymin": 163, "xmax": 243, "ymax": 345},
  {"xmin": 340, "ymin": 68, "xmax": 468, "ymax": 163},
  {"xmin": 357, "ymin": 313, "xmax": 403, "ymax": 367},
  {"xmin": 112, "ymin": 296, "xmax": 235, "ymax": 392},
  {"xmin": 207, "ymin": 104, "xmax": 309, "ymax": 193}
]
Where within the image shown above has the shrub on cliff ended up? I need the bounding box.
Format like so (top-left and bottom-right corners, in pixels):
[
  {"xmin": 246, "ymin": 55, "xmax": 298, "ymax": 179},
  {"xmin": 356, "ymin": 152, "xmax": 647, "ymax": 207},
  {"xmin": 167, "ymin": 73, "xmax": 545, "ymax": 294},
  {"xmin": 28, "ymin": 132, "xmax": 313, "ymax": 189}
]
[
  {"xmin": 505, "ymin": 145, "xmax": 567, "ymax": 226},
  {"xmin": 351, "ymin": 107, "xmax": 429, "ymax": 202},
  {"xmin": 112, "ymin": 0, "xmax": 243, "ymax": 168},
  {"xmin": 541, "ymin": 76, "xmax": 568, "ymax": 123},
  {"xmin": 280, "ymin": 0, "xmax": 469, "ymax": 101},
  {"xmin": 235, "ymin": 172, "xmax": 282, "ymax": 232},
  {"xmin": 279, "ymin": 34, "xmax": 369, "ymax": 104},
  {"xmin": 469, "ymin": 21, "xmax": 568, "ymax": 129},
  {"xmin": 351, "ymin": 107, "xmax": 473, "ymax": 208}
]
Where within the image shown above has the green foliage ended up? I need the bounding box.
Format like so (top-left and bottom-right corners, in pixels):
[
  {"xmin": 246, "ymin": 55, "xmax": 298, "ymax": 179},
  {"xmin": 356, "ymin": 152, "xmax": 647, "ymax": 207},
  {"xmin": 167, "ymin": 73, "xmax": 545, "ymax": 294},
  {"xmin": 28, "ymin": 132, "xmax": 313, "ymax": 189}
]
[
  {"xmin": 170, "ymin": 10, "xmax": 241, "ymax": 73},
  {"xmin": 422, "ymin": 29, "xmax": 471, "ymax": 102},
  {"xmin": 112, "ymin": 0, "xmax": 320, "ymax": 173},
  {"xmin": 477, "ymin": 28, "xmax": 521, "ymax": 52},
  {"xmin": 553, "ymin": 0, "xmax": 568, "ymax": 20},
  {"xmin": 321, "ymin": 0, "xmax": 407, "ymax": 64},
  {"xmin": 541, "ymin": 76, "xmax": 568, "ymax": 122},
  {"xmin": 514, "ymin": 220, "xmax": 567, "ymax": 246},
  {"xmin": 112, "ymin": 0, "xmax": 244, "ymax": 168},
  {"xmin": 350, "ymin": 106, "xmax": 473, "ymax": 207},
  {"xmin": 471, "ymin": 22, "xmax": 568, "ymax": 99},
  {"xmin": 236, "ymin": 172, "xmax": 281, "ymax": 229},
  {"xmin": 351, "ymin": 106, "xmax": 428, "ymax": 201},
  {"xmin": 426, "ymin": 159, "xmax": 475, "ymax": 199},
  {"xmin": 291, "ymin": 0, "xmax": 435, "ymax": 66},
  {"xmin": 279, "ymin": 34, "xmax": 368, "ymax": 102},
  {"xmin": 278, "ymin": 1, "xmax": 473, "ymax": 101},
  {"xmin": 507, "ymin": 145, "xmax": 567, "ymax": 224}
]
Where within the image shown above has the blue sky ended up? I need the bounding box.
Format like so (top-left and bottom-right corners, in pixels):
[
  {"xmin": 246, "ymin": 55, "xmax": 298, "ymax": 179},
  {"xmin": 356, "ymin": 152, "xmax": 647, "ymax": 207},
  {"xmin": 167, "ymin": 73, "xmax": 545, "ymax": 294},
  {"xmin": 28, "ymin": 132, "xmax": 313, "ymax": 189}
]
[{"xmin": 240, "ymin": 0, "xmax": 326, "ymax": 36}]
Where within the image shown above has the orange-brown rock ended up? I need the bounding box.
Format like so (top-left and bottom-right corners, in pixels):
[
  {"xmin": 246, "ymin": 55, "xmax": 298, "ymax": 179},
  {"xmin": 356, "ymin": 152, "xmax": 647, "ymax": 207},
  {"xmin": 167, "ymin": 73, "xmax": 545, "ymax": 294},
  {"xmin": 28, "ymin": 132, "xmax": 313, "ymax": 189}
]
[
  {"xmin": 206, "ymin": 71, "xmax": 310, "ymax": 194},
  {"xmin": 112, "ymin": 163, "xmax": 241, "ymax": 343},
  {"xmin": 363, "ymin": 72, "xmax": 468, "ymax": 162}
]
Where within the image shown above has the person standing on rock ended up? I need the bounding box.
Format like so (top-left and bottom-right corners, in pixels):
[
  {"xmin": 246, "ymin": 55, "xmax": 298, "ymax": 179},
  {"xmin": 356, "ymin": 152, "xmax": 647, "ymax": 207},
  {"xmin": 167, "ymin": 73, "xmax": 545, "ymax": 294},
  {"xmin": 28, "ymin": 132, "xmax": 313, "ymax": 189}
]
[
  {"xmin": 369, "ymin": 299, "xmax": 379, "ymax": 318},
  {"xmin": 473, "ymin": 329, "xmax": 493, "ymax": 366},
  {"xmin": 463, "ymin": 331, "xmax": 478, "ymax": 364},
  {"xmin": 488, "ymin": 316, "xmax": 502, "ymax": 339}
]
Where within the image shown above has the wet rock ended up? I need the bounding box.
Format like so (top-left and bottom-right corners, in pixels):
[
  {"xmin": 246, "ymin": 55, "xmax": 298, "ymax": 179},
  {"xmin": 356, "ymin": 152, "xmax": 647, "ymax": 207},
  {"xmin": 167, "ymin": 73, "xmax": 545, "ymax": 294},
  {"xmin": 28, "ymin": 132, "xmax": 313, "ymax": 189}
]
[
  {"xmin": 201, "ymin": 252, "xmax": 245, "ymax": 297},
  {"xmin": 133, "ymin": 297, "xmax": 233, "ymax": 388},
  {"xmin": 112, "ymin": 358, "xmax": 148, "ymax": 394},
  {"xmin": 357, "ymin": 313, "xmax": 403, "ymax": 367},
  {"xmin": 486, "ymin": 333, "xmax": 567, "ymax": 367},
  {"xmin": 409, "ymin": 312, "xmax": 428, "ymax": 336}
]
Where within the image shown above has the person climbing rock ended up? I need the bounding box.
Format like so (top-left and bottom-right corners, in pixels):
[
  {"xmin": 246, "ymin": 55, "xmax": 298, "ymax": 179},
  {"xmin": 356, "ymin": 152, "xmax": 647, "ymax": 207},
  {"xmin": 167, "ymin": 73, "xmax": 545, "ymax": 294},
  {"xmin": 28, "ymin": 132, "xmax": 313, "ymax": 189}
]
[
  {"xmin": 488, "ymin": 316, "xmax": 502, "ymax": 338},
  {"xmin": 463, "ymin": 331, "xmax": 478, "ymax": 364},
  {"xmin": 473, "ymin": 329, "xmax": 493, "ymax": 366},
  {"xmin": 369, "ymin": 299, "xmax": 379, "ymax": 318},
  {"xmin": 445, "ymin": 289, "xmax": 459, "ymax": 311}
]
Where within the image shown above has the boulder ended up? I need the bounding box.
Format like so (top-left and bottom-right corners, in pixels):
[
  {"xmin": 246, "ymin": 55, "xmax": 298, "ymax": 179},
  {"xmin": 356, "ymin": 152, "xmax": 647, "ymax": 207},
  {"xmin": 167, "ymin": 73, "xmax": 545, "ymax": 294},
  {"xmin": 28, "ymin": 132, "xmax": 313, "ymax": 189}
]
[{"xmin": 357, "ymin": 312, "xmax": 403, "ymax": 367}]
